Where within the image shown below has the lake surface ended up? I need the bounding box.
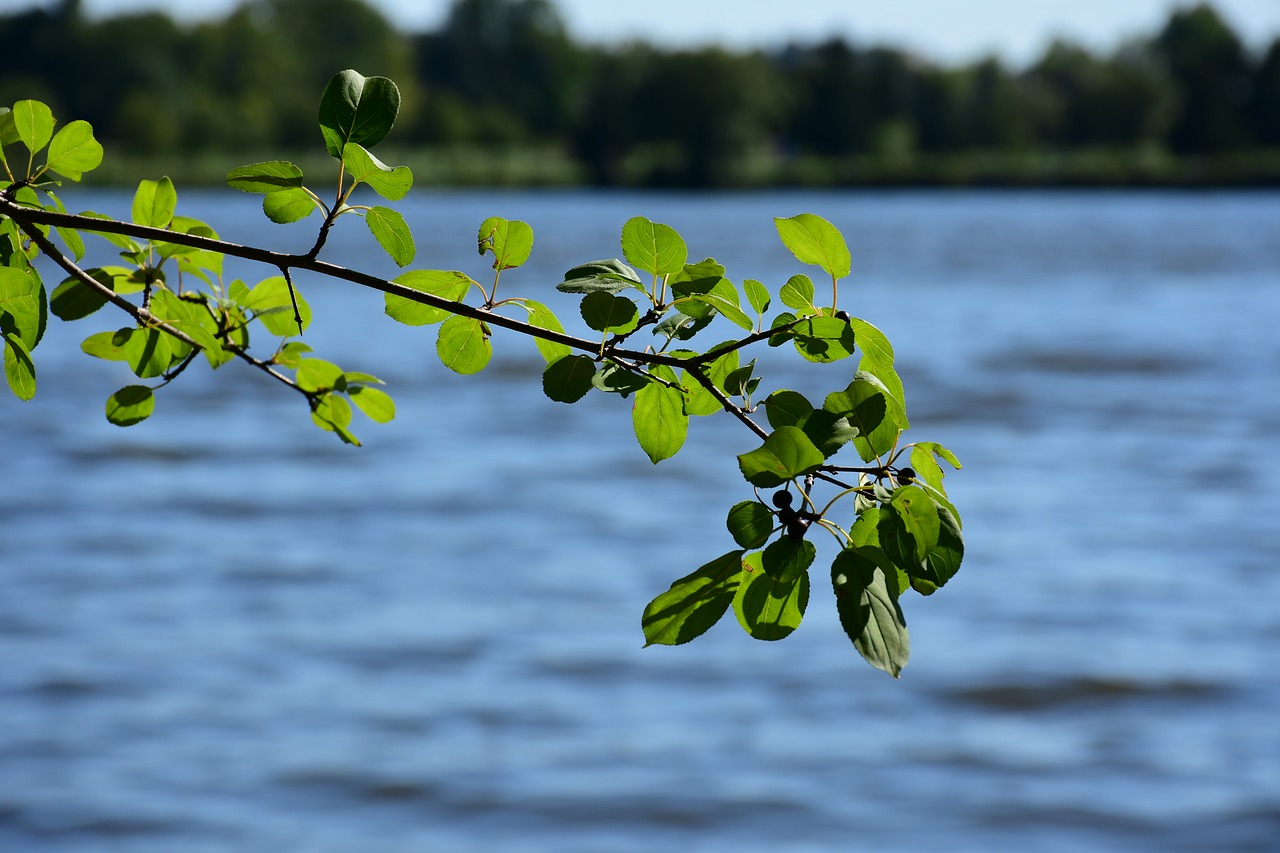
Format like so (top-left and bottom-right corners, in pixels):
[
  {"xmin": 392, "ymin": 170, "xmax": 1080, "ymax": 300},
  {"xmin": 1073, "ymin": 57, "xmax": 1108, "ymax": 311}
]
[{"xmin": 2, "ymin": 189, "xmax": 1278, "ymax": 851}]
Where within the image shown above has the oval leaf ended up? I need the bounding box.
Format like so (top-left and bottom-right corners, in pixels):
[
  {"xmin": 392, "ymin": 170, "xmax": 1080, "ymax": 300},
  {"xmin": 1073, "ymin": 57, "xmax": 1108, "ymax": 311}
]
[
  {"xmin": 642, "ymin": 551, "xmax": 744, "ymax": 646},
  {"xmin": 436, "ymin": 315, "xmax": 491, "ymax": 375},
  {"xmin": 632, "ymin": 365, "xmax": 687, "ymax": 463},
  {"xmin": 45, "ymin": 120, "xmax": 103, "ymax": 181},
  {"xmin": 225, "ymin": 161, "xmax": 304, "ymax": 194},
  {"xmin": 775, "ymin": 213, "xmax": 851, "ymax": 281},
  {"xmin": 620, "ymin": 217, "xmax": 687, "ymax": 277},
  {"xmin": 736, "ymin": 425, "xmax": 825, "ymax": 488},
  {"xmin": 105, "ymin": 384, "xmax": 154, "ymax": 427},
  {"xmin": 366, "ymin": 206, "xmax": 415, "ymax": 267}
]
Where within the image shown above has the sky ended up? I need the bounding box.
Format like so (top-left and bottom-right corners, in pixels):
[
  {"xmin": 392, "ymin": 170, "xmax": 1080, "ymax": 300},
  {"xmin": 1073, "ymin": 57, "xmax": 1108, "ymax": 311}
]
[{"xmin": 11, "ymin": 0, "xmax": 1280, "ymax": 65}]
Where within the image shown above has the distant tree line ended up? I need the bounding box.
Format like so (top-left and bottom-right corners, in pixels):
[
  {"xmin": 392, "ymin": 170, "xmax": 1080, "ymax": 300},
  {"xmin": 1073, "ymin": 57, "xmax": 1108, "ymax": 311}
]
[{"xmin": 3, "ymin": 0, "xmax": 1278, "ymax": 185}]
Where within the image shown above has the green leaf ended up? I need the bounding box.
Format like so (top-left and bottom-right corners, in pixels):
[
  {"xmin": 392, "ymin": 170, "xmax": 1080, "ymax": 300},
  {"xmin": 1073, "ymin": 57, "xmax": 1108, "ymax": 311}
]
[
  {"xmin": 50, "ymin": 269, "xmax": 113, "ymax": 321},
  {"xmin": 642, "ymin": 551, "xmax": 744, "ymax": 646},
  {"xmin": 124, "ymin": 328, "xmax": 172, "ymax": 378},
  {"xmin": 80, "ymin": 328, "xmax": 133, "ymax": 362},
  {"xmin": 105, "ymin": 384, "xmax": 154, "ymax": 426},
  {"xmin": 580, "ymin": 290, "xmax": 639, "ymax": 334},
  {"xmin": 736, "ymin": 425, "xmax": 825, "ymax": 488},
  {"xmin": 831, "ymin": 548, "xmax": 910, "ymax": 677},
  {"xmin": 890, "ymin": 486, "xmax": 941, "ymax": 563},
  {"xmin": 2, "ymin": 332, "xmax": 36, "ymax": 400},
  {"xmin": 792, "ymin": 313, "xmax": 857, "ymax": 363},
  {"xmin": 779, "ymin": 274, "xmax": 816, "ymax": 312},
  {"xmin": 366, "ymin": 206, "xmax": 415, "ymax": 267},
  {"xmin": 774, "ymin": 213, "xmax": 851, "ymax": 281},
  {"xmin": 225, "ymin": 161, "xmax": 305, "ymax": 193},
  {"xmin": 436, "ymin": 314, "xmax": 491, "ymax": 375},
  {"xmin": 385, "ymin": 269, "xmax": 473, "ymax": 326},
  {"xmin": 341, "ymin": 143, "xmax": 412, "ymax": 200},
  {"xmin": 620, "ymin": 217, "xmax": 687, "ymax": 277},
  {"xmin": 0, "ymin": 266, "xmax": 44, "ymax": 351},
  {"xmin": 12, "ymin": 100, "xmax": 55, "ymax": 154},
  {"xmin": 910, "ymin": 502, "xmax": 964, "ymax": 595},
  {"xmin": 522, "ymin": 300, "xmax": 569, "ymax": 363},
  {"xmin": 349, "ymin": 385, "xmax": 396, "ymax": 423},
  {"xmin": 312, "ymin": 392, "xmax": 360, "ymax": 445},
  {"xmin": 824, "ymin": 372, "xmax": 906, "ymax": 462},
  {"xmin": 632, "ymin": 364, "xmax": 687, "ymax": 463},
  {"xmin": 295, "ymin": 357, "xmax": 343, "ymax": 392},
  {"xmin": 318, "ymin": 69, "xmax": 400, "ymax": 158},
  {"xmin": 764, "ymin": 389, "xmax": 813, "ymax": 429},
  {"xmin": 262, "ymin": 188, "xmax": 318, "ymax": 224},
  {"xmin": 743, "ymin": 278, "xmax": 770, "ymax": 316},
  {"xmin": 542, "ymin": 354, "xmax": 596, "ymax": 403},
  {"xmin": 44, "ymin": 120, "xmax": 102, "ymax": 181},
  {"xmin": 131, "ymin": 177, "xmax": 176, "ymax": 229},
  {"xmin": 734, "ymin": 542, "xmax": 813, "ymax": 641},
  {"xmin": 727, "ymin": 500, "xmax": 774, "ymax": 549},
  {"xmin": 477, "ymin": 216, "xmax": 534, "ymax": 271},
  {"xmin": 763, "ymin": 390, "xmax": 856, "ymax": 457},
  {"xmin": 557, "ymin": 258, "xmax": 644, "ymax": 294},
  {"xmin": 243, "ymin": 276, "xmax": 311, "ymax": 336},
  {"xmin": 275, "ymin": 341, "xmax": 313, "ymax": 368}
]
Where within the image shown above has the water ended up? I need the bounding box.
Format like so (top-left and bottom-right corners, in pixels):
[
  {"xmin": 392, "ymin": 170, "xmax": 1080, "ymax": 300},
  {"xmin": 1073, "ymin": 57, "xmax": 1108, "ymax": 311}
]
[{"xmin": 2, "ymin": 189, "xmax": 1278, "ymax": 851}]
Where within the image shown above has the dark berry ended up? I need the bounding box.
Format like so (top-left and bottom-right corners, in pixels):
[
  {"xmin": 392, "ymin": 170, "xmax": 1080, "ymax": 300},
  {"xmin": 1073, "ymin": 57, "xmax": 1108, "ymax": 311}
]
[
  {"xmin": 772, "ymin": 490, "xmax": 792, "ymax": 509},
  {"xmin": 898, "ymin": 467, "xmax": 915, "ymax": 484}
]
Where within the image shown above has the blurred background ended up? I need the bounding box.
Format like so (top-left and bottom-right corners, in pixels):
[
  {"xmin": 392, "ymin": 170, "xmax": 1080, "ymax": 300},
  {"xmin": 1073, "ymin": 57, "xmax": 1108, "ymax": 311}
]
[{"xmin": 2, "ymin": 1, "xmax": 1278, "ymax": 851}]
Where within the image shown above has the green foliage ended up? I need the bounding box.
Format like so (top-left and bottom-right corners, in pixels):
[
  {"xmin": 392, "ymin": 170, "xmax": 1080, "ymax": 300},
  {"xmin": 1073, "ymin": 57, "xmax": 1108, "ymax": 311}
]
[{"xmin": 0, "ymin": 71, "xmax": 967, "ymax": 678}]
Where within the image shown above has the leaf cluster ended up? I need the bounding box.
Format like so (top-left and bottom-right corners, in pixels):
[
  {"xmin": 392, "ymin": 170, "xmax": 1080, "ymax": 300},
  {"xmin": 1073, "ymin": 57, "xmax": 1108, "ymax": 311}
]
[{"xmin": 1, "ymin": 69, "xmax": 967, "ymax": 677}]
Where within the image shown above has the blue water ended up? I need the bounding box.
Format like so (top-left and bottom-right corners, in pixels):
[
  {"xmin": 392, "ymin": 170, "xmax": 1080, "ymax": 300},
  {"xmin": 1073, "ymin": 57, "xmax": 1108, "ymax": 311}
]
[{"xmin": 2, "ymin": 189, "xmax": 1278, "ymax": 851}]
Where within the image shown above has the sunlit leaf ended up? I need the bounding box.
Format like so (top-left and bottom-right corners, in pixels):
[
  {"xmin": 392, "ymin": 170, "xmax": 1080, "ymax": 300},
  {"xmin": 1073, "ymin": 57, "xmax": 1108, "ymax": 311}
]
[
  {"xmin": 105, "ymin": 384, "xmax": 154, "ymax": 426},
  {"xmin": 225, "ymin": 161, "xmax": 304, "ymax": 193},
  {"xmin": 774, "ymin": 213, "xmax": 851, "ymax": 281},
  {"xmin": 736, "ymin": 425, "xmax": 825, "ymax": 488},
  {"xmin": 262, "ymin": 188, "xmax": 318, "ymax": 224},
  {"xmin": 12, "ymin": 99, "xmax": 54, "ymax": 154},
  {"xmin": 2, "ymin": 331, "xmax": 36, "ymax": 400},
  {"xmin": 633, "ymin": 364, "xmax": 687, "ymax": 463},
  {"xmin": 385, "ymin": 269, "xmax": 472, "ymax": 325},
  {"xmin": 477, "ymin": 216, "xmax": 534, "ymax": 271},
  {"xmin": 621, "ymin": 216, "xmax": 687, "ymax": 277},
  {"xmin": 733, "ymin": 541, "xmax": 813, "ymax": 641},
  {"xmin": 349, "ymin": 385, "xmax": 396, "ymax": 423},
  {"xmin": 642, "ymin": 551, "xmax": 744, "ymax": 646},
  {"xmin": 436, "ymin": 314, "xmax": 491, "ymax": 374},
  {"xmin": 131, "ymin": 177, "xmax": 176, "ymax": 229},
  {"xmin": 366, "ymin": 206, "xmax": 415, "ymax": 266},
  {"xmin": 44, "ymin": 120, "xmax": 102, "ymax": 181},
  {"xmin": 342, "ymin": 143, "xmax": 412, "ymax": 199}
]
